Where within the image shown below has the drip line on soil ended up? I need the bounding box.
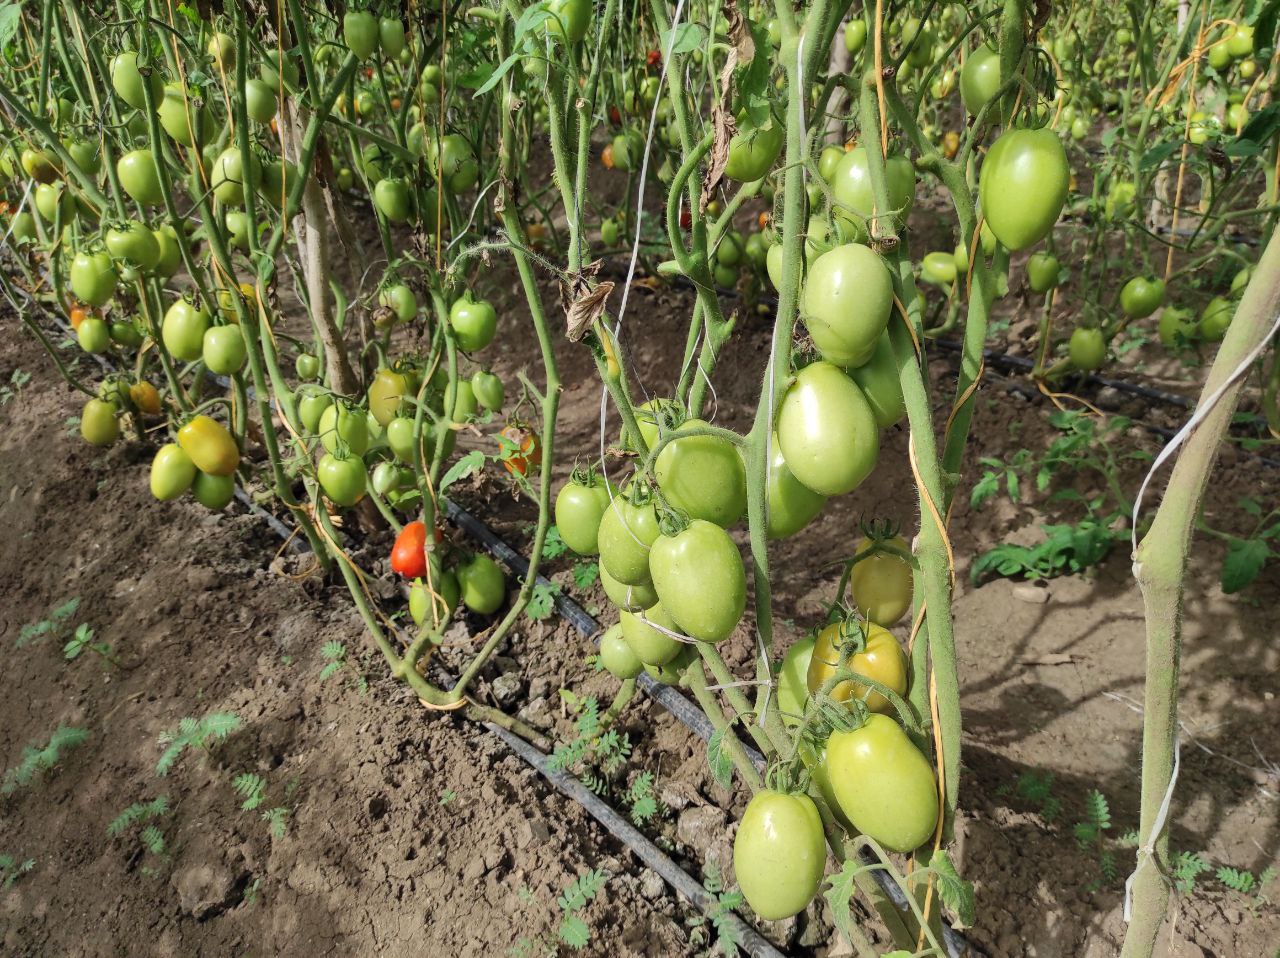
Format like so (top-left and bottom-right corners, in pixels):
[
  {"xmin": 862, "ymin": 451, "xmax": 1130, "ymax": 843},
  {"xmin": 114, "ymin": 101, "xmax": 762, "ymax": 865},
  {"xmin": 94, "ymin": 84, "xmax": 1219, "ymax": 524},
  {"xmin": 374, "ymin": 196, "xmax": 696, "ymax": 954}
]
[{"xmin": 24, "ymin": 300, "xmax": 788, "ymax": 958}]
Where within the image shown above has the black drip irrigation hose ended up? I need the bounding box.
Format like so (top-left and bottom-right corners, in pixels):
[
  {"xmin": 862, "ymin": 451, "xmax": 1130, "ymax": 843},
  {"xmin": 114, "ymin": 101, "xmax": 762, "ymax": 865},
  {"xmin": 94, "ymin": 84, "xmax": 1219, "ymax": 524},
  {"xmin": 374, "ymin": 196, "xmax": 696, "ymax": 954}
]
[{"xmin": 21, "ymin": 297, "xmax": 786, "ymax": 958}]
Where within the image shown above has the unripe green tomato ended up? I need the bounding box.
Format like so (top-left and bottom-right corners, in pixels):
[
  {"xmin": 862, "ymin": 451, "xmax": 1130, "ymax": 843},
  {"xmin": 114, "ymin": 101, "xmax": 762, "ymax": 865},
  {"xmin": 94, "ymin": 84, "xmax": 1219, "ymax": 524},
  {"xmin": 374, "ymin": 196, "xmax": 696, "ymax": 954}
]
[
  {"xmin": 599, "ymin": 623, "xmax": 644, "ymax": 679},
  {"xmin": 1158, "ymin": 306, "xmax": 1197, "ymax": 347},
  {"xmin": 1025, "ymin": 251, "xmax": 1060, "ymax": 293},
  {"xmin": 1198, "ymin": 296, "xmax": 1234, "ymax": 341},
  {"xmin": 78, "ymin": 317, "xmax": 111, "ymax": 353},
  {"xmin": 1068, "ymin": 327, "xmax": 1106, "ymax": 370},
  {"xmin": 192, "ymin": 471, "xmax": 236, "ymax": 509},
  {"xmin": 844, "ymin": 19, "xmax": 866, "ymax": 55}
]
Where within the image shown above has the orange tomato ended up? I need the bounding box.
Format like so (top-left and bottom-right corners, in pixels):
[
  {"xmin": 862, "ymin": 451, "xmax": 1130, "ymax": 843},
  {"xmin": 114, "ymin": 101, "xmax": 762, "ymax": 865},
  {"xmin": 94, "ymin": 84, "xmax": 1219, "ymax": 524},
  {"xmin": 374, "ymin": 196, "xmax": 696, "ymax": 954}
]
[
  {"xmin": 500, "ymin": 423, "xmax": 542, "ymax": 477},
  {"xmin": 941, "ymin": 131, "xmax": 960, "ymax": 160},
  {"xmin": 757, "ymin": 211, "xmax": 770, "ymax": 230},
  {"xmin": 602, "ymin": 143, "xmax": 615, "ymax": 169},
  {"xmin": 129, "ymin": 380, "xmax": 162, "ymax": 415},
  {"xmin": 391, "ymin": 97, "xmax": 402, "ymax": 110},
  {"xmin": 69, "ymin": 304, "xmax": 89, "ymax": 330}
]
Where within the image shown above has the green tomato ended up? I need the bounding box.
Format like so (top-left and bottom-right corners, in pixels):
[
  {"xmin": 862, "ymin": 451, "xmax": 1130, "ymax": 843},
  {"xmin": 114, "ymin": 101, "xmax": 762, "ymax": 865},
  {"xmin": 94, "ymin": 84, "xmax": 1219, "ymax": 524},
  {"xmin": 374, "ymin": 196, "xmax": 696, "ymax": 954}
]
[
  {"xmin": 386, "ymin": 416, "xmax": 416, "ymax": 461},
  {"xmin": 110, "ymin": 51, "xmax": 163, "ymax": 111},
  {"xmin": 202, "ymin": 325, "xmax": 247, "ymax": 374},
  {"xmin": 724, "ymin": 119, "xmax": 784, "ymax": 183},
  {"xmin": 318, "ymin": 401, "xmax": 370, "ymax": 456},
  {"xmin": 644, "ymin": 643, "xmax": 698, "ymax": 684},
  {"xmin": 70, "ymin": 251, "xmax": 118, "ymax": 307},
  {"xmin": 105, "ymin": 221, "xmax": 161, "ymax": 269},
  {"xmin": 344, "ymin": 11, "xmax": 380, "ymax": 60},
  {"xmin": 373, "ymin": 177, "xmax": 412, "ymax": 222},
  {"xmin": 801, "ymin": 243, "xmax": 893, "ymax": 368},
  {"xmin": 766, "ymin": 438, "xmax": 827, "ymax": 539},
  {"xmin": 158, "ymin": 83, "xmax": 215, "ymax": 145},
  {"xmin": 776, "ymin": 361, "xmax": 879, "ymax": 496},
  {"xmin": 597, "ymin": 495, "xmax": 660, "ymax": 585},
  {"xmin": 848, "ymin": 333, "xmax": 905, "ymax": 429},
  {"xmin": 428, "ymin": 133, "xmax": 479, "ymax": 191},
  {"xmin": 600, "ymin": 563, "xmax": 658, "ymax": 612},
  {"xmin": 378, "ymin": 283, "xmax": 418, "ymax": 324},
  {"xmin": 817, "ymin": 145, "xmax": 844, "ymax": 182},
  {"xmin": 1025, "ymin": 251, "xmax": 1060, "ymax": 294},
  {"xmin": 80, "ymin": 398, "xmax": 119, "ymax": 447},
  {"xmin": 457, "ymin": 553, "xmax": 505, "ymax": 614},
  {"xmin": 620, "ymin": 602, "xmax": 682, "ymax": 665},
  {"xmin": 35, "ymin": 183, "xmax": 75, "ymax": 223},
  {"xmin": 1106, "ymin": 180, "xmax": 1137, "ymax": 221},
  {"xmin": 1198, "ymin": 295, "xmax": 1234, "ymax": 341},
  {"xmin": 410, "ymin": 559, "xmax": 461, "ymax": 629},
  {"xmin": 653, "ymin": 419, "xmax": 746, "ymax": 527},
  {"xmin": 298, "ymin": 388, "xmax": 333, "ymax": 435},
  {"xmin": 317, "ymin": 453, "xmax": 367, "ymax": 506},
  {"xmin": 449, "ymin": 293, "xmax": 498, "ymax": 351},
  {"xmin": 825, "ymin": 714, "xmax": 938, "ymax": 852},
  {"xmin": 599, "ymin": 623, "xmax": 644, "ymax": 679},
  {"xmin": 192, "ymin": 471, "xmax": 236, "ymax": 509},
  {"xmin": 1119, "ymin": 276, "xmax": 1165, "ymax": 318},
  {"xmin": 920, "ymin": 251, "xmax": 957, "ymax": 286},
  {"xmin": 77, "ymin": 317, "xmax": 111, "ymax": 354},
  {"xmin": 471, "ymin": 369, "xmax": 505, "ymax": 411},
  {"xmin": 296, "ymin": 353, "xmax": 321, "ymax": 381},
  {"xmin": 831, "ymin": 147, "xmax": 915, "ymax": 238},
  {"xmin": 245, "ymin": 78, "xmax": 279, "ymax": 123},
  {"xmin": 649, "ymin": 520, "xmax": 746, "ymax": 643},
  {"xmin": 380, "ymin": 17, "xmax": 407, "ymax": 57},
  {"xmin": 150, "ymin": 443, "xmax": 197, "ymax": 501},
  {"xmin": 844, "ymin": 19, "xmax": 867, "ymax": 54},
  {"xmin": 1068, "ymin": 327, "xmax": 1106, "ymax": 371},
  {"xmin": 960, "ymin": 43, "xmax": 1001, "ymax": 115},
  {"xmin": 776, "ymin": 636, "xmax": 814, "ymax": 725},
  {"xmin": 153, "ymin": 226, "xmax": 183, "ymax": 278},
  {"xmin": 162, "ymin": 297, "xmax": 211, "ymax": 362},
  {"xmin": 545, "ymin": 0, "xmax": 591, "ymax": 44},
  {"xmin": 110, "ymin": 320, "xmax": 143, "ymax": 348},
  {"xmin": 1157, "ymin": 306, "xmax": 1197, "ymax": 347},
  {"xmin": 117, "ymin": 149, "xmax": 164, "ymax": 206},
  {"xmin": 733, "ymin": 790, "xmax": 826, "ymax": 920},
  {"xmin": 600, "ymin": 217, "xmax": 620, "ymax": 246},
  {"xmin": 211, "ymin": 148, "xmax": 260, "ymax": 206},
  {"xmin": 1230, "ymin": 267, "xmax": 1253, "ymax": 296},
  {"xmin": 555, "ymin": 474, "xmax": 615, "ymax": 554},
  {"xmin": 979, "ymin": 128, "xmax": 1069, "ymax": 251}
]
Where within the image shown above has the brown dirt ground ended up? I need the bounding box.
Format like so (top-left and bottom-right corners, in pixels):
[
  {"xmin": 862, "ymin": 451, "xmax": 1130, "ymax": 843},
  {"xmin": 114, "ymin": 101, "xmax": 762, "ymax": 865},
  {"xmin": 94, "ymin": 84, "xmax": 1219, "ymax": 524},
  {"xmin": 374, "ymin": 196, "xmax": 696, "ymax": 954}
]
[{"xmin": 2, "ymin": 182, "xmax": 1279, "ymax": 958}]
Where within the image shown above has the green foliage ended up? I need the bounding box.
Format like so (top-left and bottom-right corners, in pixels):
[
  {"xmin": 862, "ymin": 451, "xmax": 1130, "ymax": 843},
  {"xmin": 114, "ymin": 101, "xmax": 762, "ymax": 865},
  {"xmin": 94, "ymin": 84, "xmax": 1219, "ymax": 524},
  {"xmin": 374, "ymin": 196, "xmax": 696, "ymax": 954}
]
[
  {"xmin": 556, "ymin": 869, "xmax": 607, "ymax": 949},
  {"xmin": 687, "ymin": 864, "xmax": 743, "ymax": 956},
  {"xmin": 319, "ymin": 641, "xmax": 347, "ymax": 681},
  {"xmin": 1173, "ymin": 852, "xmax": 1212, "ymax": 893},
  {"xmin": 571, "ymin": 559, "xmax": 599, "ymax": 590},
  {"xmin": 107, "ymin": 795, "xmax": 170, "ymax": 837},
  {"xmin": 627, "ymin": 771, "xmax": 658, "ymax": 825},
  {"xmin": 155, "ymin": 713, "xmax": 241, "ymax": 776},
  {"xmin": 2, "ymin": 725, "xmax": 89, "ymax": 794},
  {"xmin": 1013, "ymin": 769, "xmax": 1062, "ymax": 823},
  {"xmin": 540, "ymin": 525, "xmax": 569, "ymax": 559},
  {"xmin": 17, "ymin": 597, "xmax": 80, "ymax": 647},
  {"xmin": 928, "ymin": 850, "xmax": 976, "ymax": 928},
  {"xmin": 526, "ymin": 580, "xmax": 561, "ymax": 621},
  {"xmin": 63, "ymin": 622, "xmax": 118, "ymax": 667},
  {"xmin": 262, "ymin": 806, "xmax": 290, "ymax": 838},
  {"xmin": 0, "ymin": 854, "xmax": 35, "ymax": 889},
  {"xmin": 1073, "ymin": 790, "xmax": 1117, "ymax": 890},
  {"xmin": 440, "ymin": 450, "xmax": 486, "ymax": 492},
  {"xmin": 1216, "ymin": 496, "xmax": 1280, "ymax": 593},
  {"xmin": 0, "ymin": 367, "xmax": 30, "ymax": 406},
  {"xmin": 232, "ymin": 773, "xmax": 267, "ymax": 810},
  {"xmin": 705, "ymin": 726, "xmax": 735, "ymax": 791},
  {"xmin": 974, "ymin": 520, "xmax": 1118, "ymax": 581}
]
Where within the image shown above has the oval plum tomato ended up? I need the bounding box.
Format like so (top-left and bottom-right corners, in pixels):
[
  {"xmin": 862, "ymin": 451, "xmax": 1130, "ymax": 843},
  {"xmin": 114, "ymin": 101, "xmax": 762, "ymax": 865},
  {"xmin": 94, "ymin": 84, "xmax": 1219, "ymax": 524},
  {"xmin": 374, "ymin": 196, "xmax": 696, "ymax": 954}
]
[
  {"xmin": 153, "ymin": 225, "xmax": 183, "ymax": 278},
  {"xmin": 471, "ymin": 370, "xmax": 504, "ymax": 411},
  {"xmin": 192, "ymin": 471, "xmax": 235, "ymax": 509},
  {"xmin": 368, "ymin": 367, "xmax": 411, "ymax": 426},
  {"xmin": 162, "ymin": 297, "xmax": 211, "ymax": 362},
  {"xmin": 244, "ymin": 78, "xmax": 278, "ymax": 123},
  {"xmin": 457, "ymin": 553, "xmax": 505, "ymax": 614},
  {"xmin": 653, "ymin": 420, "xmax": 746, "ymax": 527},
  {"xmin": 159, "ymin": 83, "xmax": 214, "ymax": 145},
  {"xmin": 410, "ymin": 558, "xmax": 461, "ymax": 630},
  {"xmin": 20, "ymin": 147, "xmax": 60, "ymax": 183},
  {"xmin": 373, "ymin": 177, "xmax": 412, "ymax": 222},
  {"xmin": 620, "ymin": 602, "xmax": 682, "ymax": 665},
  {"xmin": 130, "ymin": 381, "xmax": 162, "ymax": 415},
  {"xmin": 766, "ymin": 439, "xmax": 826, "ymax": 539},
  {"xmin": 386, "ymin": 416, "xmax": 416, "ymax": 461},
  {"xmin": 960, "ymin": 43, "xmax": 1001, "ymax": 115},
  {"xmin": 555, "ymin": 471, "xmax": 615, "ymax": 554},
  {"xmin": 1198, "ymin": 296, "xmax": 1234, "ymax": 341},
  {"xmin": 844, "ymin": 18, "xmax": 867, "ymax": 53},
  {"xmin": 295, "ymin": 353, "xmax": 321, "ymax": 380},
  {"xmin": 202, "ymin": 325, "xmax": 247, "ymax": 375},
  {"xmin": 649, "ymin": 520, "xmax": 746, "ymax": 643},
  {"xmin": 1025, "ymin": 251, "xmax": 1060, "ymax": 293},
  {"xmin": 319, "ymin": 401, "xmax": 370, "ymax": 456},
  {"xmin": 544, "ymin": 0, "xmax": 590, "ymax": 44},
  {"xmin": 849, "ymin": 535, "xmax": 913, "ymax": 625},
  {"xmin": 343, "ymin": 10, "xmax": 380, "ymax": 60},
  {"xmin": 597, "ymin": 494, "xmax": 661, "ymax": 585},
  {"xmin": 1119, "ymin": 276, "xmax": 1164, "ymax": 318},
  {"xmin": 801, "ymin": 243, "xmax": 893, "ymax": 368},
  {"xmin": 380, "ymin": 17, "xmax": 406, "ymax": 57},
  {"xmin": 776, "ymin": 635, "xmax": 815, "ymax": 725},
  {"xmin": 1158, "ymin": 307, "xmax": 1197, "ymax": 347},
  {"xmin": 724, "ymin": 119, "xmax": 784, "ymax": 182},
  {"xmin": 371, "ymin": 461, "xmax": 401, "ymax": 496},
  {"xmin": 77, "ymin": 317, "xmax": 111, "ymax": 354},
  {"xmin": 70, "ymin": 251, "xmax": 118, "ymax": 307},
  {"xmin": 298, "ymin": 387, "xmax": 333, "ymax": 434},
  {"xmin": 428, "ymin": 134, "xmax": 479, "ymax": 191},
  {"xmin": 824, "ymin": 714, "xmax": 938, "ymax": 852},
  {"xmin": 920, "ymin": 251, "xmax": 957, "ymax": 286},
  {"xmin": 80, "ymin": 398, "xmax": 119, "ymax": 446},
  {"xmin": 817, "ymin": 145, "xmax": 843, "ymax": 182},
  {"xmin": 599, "ymin": 623, "xmax": 644, "ymax": 679},
  {"xmin": 110, "ymin": 320, "xmax": 143, "ymax": 348},
  {"xmin": 378, "ymin": 283, "xmax": 418, "ymax": 325},
  {"xmin": 600, "ymin": 563, "xmax": 658, "ymax": 612},
  {"xmin": 1068, "ymin": 327, "xmax": 1106, "ymax": 370},
  {"xmin": 848, "ymin": 334, "xmax": 905, "ymax": 429},
  {"xmin": 391, "ymin": 520, "xmax": 429, "ymax": 578},
  {"xmin": 34, "ymin": 182, "xmax": 75, "ymax": 223},
  {"xmin": 117, "ymin": 149, "xmax": 164, "ymax": 206},
  {"xmin": 110, "ymin": 50, "xmax": 163, "ymax": 110},
  {"xmin": 317, "ymin": 453, "xmax": 367, "ymax": 506},
  {"xmin": 211, "ymin": 148, "xmax": 260, "ymax": 205},
  {"xmin": 979, "ymin": 128, "xmax": 1069, "ymax": 252},
  {"xmin": 806, "ymin": 620, "xmax": 908, "ymax": 713},
  {"xmin": 151, "ymin": 443, "xmax": 197, "ymax": 500},
  {"xmin": 178, "ymin": 415, "xmax": 240, "ymax": 476},
  {"xmin": 831, "ymin": 147, "xmax": 915, "ymax": 238},
  {"xmin": 733, "ymin": 790, "xmax": 825, "ymax": 921},
  {"xmin": 449, "ymin": 293, "xmax": 498, "ymax": 351},
  {"xmin": 777, "ymin": 362, "xmax": 879, "ymax": 497},
  {"xmin": 499, "ymin": 423, "xmax": 541, "ymax": 476}
]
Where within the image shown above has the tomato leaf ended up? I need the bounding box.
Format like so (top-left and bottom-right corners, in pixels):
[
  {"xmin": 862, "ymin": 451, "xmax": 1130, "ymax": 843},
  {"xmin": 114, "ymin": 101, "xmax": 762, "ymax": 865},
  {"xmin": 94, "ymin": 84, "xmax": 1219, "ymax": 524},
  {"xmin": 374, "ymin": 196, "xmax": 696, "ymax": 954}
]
[
  {"xmin": 929, "ymin": 849, "xmax": 976, "ymax": 927},
  {"xmin": 439, "ymin": 450, "xmax": 485, "ymax": 492},
  {"xmin": 525, "ymin": 581, "xmax": 561, "ymax": 620},
  {"xmin": 1221, "ymin": 537, "xmax": 1269, "ymax": 594},
  {"xmin": 705, "ymin": 726, "xmax": 735, "ymax": 791},
  {"xmin": 823, "ymin": 861, "xmax": 860, "ymax": 944},
  {"xmin": 659, "ymin": 22, "xmax": 705, "ymax": 55},
  {"xmin": 0, "ymin": 3, "xmax": 21, "ymax": 47},
  {"xmin": 1138, "ymin": 140, "xmax": 1180, "ymax": 171},
  {"xmin": 471, "ymin": 51, "xmax": 520, "ymax": 96}
]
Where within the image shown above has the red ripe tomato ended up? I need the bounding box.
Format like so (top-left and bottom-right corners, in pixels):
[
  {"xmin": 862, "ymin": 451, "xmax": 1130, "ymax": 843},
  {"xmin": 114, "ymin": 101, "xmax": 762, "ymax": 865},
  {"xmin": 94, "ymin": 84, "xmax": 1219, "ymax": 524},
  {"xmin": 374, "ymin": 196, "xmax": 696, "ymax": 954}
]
[
  {"xmin": 500, "ymin": 423, "xmax": 542, "ymax": 476},
  {"xmin": 391, "ymin": 520, "xmax": 429, "ymax": 578},
  {"xmin": 680, "ymin": 209, "xmax": 692, "ymax": 231},
  {"xmin": 646, "ymin": 49, "xmax": 661, "ymax": 67},
  {"xmin": 609, "ymin": 105, "xmax": 622, "ymax": 125}
]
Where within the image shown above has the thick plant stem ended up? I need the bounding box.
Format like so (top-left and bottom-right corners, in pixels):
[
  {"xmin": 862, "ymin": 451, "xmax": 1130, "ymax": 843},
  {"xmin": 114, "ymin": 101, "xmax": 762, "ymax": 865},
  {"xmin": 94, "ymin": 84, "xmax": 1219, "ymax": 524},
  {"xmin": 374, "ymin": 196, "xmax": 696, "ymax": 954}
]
[{"xmin": 1121, "ymin": 229, "xmax": 1280, "ymax": 958}]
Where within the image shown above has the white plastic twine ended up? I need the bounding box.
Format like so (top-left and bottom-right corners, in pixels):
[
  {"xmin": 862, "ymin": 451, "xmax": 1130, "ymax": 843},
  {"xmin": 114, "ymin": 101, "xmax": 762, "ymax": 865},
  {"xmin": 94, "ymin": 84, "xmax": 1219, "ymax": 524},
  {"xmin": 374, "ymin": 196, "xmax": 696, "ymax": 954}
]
[{"xmin": 1121, "ymin": 304, "xmax": 1280, "ymax": 921}]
